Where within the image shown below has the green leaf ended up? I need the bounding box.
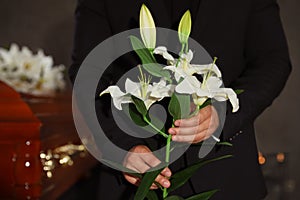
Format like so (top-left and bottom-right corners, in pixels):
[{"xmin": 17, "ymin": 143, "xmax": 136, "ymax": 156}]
[
  {"xmin": 168, "ymin": 155, "xmax": 232, "ymax": 193},
  {"xmin": 134, "ymin": 164, "xmax": 165, "ymax": 200},
  {"xmin": 129, "ymin": 103, "xmax": 148, "ymax": 126},
  {"xmin": 125, "ymin": 102, "xmax": 168, "ymax": 139},
  {"xmin": 217, "ymin": 141, "xmax": 232, "ymax": 147},
  {"xmin": 132, "ymin": 95, "xmax": 148, "ymax": 116},
  {"xmin": 146, "ymin": 190, "xmax": 159, "ymax": 200},
  {"xmin": 164, "ymin": 195, "xmax": 185, "ymax": 200},
  {"xmin": 130, "ymin": 35, "xmax": 154, "ymax": 64},
  {"xmin": 186, "ymin": 190, "xmax": 218, "ymax": 200},
  {"xmin": 234, "ymin": 89, "xmax": 244, "ymax": 95},
  {"xmin": 142, "ymin": 63, "xmax": 172, "ymax": 82},
  {"xmin": 127, "ymin": 103, "xmax": 166, "ymax": 135},
  {"xmin": 168, "ymin": 93, "xmax": 191, "ymax": 120},
  {"xmin": 129, "ymin": 36, "xmax": 171, "ymax": 81}
]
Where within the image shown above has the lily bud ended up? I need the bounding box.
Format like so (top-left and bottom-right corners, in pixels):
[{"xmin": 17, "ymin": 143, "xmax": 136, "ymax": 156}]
[
  {"xmin": 178, "ymin": 10, "xmax": 191, "ymax": 44},
  {"xmin": 140, "ymin": 4, "xmax": 156, "ymax": 50}
]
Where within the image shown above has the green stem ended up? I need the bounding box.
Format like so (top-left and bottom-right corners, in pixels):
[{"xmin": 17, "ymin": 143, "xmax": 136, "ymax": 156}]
[
  {"xmin": 180, "ymin": 43, "xmax": 185, "ymax": 56},
  {"xmin": 175, "ymin": 44, "xmax": 185, "ymax": 68},
  {"xmin": 165, "ymin": 134, "xmax": 172, "ymax": 163},
  {"xmin": 163, "ymin": 124, "xmax": 173, "ymax": 199},
  {"xmin": 202, "ymin": 57, "xmax": 218, "ymax": 87},
  {"xmin": 163, "ymin": 119, "xmax": 175, "ymax": 199},
  {"xmin": 185, "ymin": 42, "xmax": 189, "ymax": 54},
  {"xmin": 143, "ymin": 116, "xmax": 168, "ymax": 138},
  {"xmin": 149, "ymin": 49, "xmax": 156, "ymax": 61}
]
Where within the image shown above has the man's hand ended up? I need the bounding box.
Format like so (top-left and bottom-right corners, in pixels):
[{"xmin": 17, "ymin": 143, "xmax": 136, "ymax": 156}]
[
  {"xmin": 123, "ymin": 145, "xmax": 172, "ymax": 189},
  {"xmin": 168, "ymin": 105, "xmax": 219, "ymax": 143}
]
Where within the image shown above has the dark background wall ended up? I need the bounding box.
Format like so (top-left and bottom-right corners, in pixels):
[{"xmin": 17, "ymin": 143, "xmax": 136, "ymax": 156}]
[
  {"xmin": 255, "ymin": 0, "xmax": 300, "ymax": 199},
  {"xmin": 0, "ymin": 0, "xmax": 77, "ymax": 71},
  {"xmin": 0, "ymin": 0, "xmax": 299, "ymax": 199}
]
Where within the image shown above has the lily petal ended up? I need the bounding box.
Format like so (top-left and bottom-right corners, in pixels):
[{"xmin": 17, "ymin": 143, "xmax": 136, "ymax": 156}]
[
  {"xmin": 163, "ymin": 65, "xmax": 176, "ymax": 72},
  {"xmin": 224, "ymin": 88, "xmax": 239, "ymax": 112},
  {"xmin": 192, "ymin": 63, "xmax": 222, "ymax": 77},
  {"xmin": 180, "ymin": 50, "xmax": 193, "ymax": 63},
  {"xmin": 125, "ymin": 78, "xmax": 141, "ymax": 97},
  {"xmin": 153, "ymin": 46, "xmax": 174, "ymax": 61},
  {"xmin": 100, "ymin": 86, "xmax": 131, "ymax": 110},
  {"xmin": 206, "ymin": 76, "xmax": 223, "ymax": 90},
  {"xmin": 144, "ymin": 98, "xmax": 156, "ymax": 110},
  {"xmin": 212, "ymin": 88, "xmax": 239, "ymax": 112},
  {"xmin": 175, "ymin": 76, "xmax": 200, "ymax": 94},
  {"xmin": 151, "ymin": 79, "xmax": 174, "ymax": 98},
  {"xmin": 193, "ymin": 95, "xmax": 208, "ymax": 107}
]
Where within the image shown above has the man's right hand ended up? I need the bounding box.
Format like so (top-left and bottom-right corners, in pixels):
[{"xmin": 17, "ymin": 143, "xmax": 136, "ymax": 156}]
[{"xmin": 123, "ymin": 145, "xmax": 172, "ymax": 189}]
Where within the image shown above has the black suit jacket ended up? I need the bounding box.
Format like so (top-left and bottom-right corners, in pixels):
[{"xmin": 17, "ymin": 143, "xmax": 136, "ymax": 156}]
[{"xmin": 69, "ymin": 0, "xmax": 291, "ymax": 199}]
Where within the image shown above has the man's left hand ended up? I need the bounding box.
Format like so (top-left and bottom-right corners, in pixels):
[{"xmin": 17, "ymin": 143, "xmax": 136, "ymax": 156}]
[{"xmin": 168, "ymin": 105, "xmax": 219, "ymax": 143}]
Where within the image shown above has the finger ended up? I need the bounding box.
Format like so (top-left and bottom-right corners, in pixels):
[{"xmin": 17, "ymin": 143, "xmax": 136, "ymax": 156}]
[
  {"xmin": 140, "ymin": 152, "xmax": 161, "ymax": 168},
  {"xmin": 124, "ymin": 173, "xmax": 140, "ymax": 186},
  {"xmin": 150, "ymin": 183, "xmax": 159, "ymax": 190},
  {"xmin": 154, "ymin": 174, "xmax": 171, "ymax": 188},
  {"xmin": 123, "ymin": 170, "xmax": 169, "ymax": 189},
  {"xmin": 173, "ymin": 114, "xmax": 202, "ymax": 128},
  {"xmin": 124, "ymin": 171, "xmax": 160, "ymax": 189},
  {"xmin": 170, "ymin": 119, "xmax": 211, "ymax": 136},
  {"xmin": 161, "ymin": 167, "xmax": 172, "ymax": 177},
  {"xmin": 174, "ymin": 106, "xmax": 212, "ymax": 127},
  {"xmin": 126, "ymin": 156, "xmax": 150, "ymax": 173},
  {"xmin": 172, "ymin": 130, "xmax": 207, "ymax": 143}
]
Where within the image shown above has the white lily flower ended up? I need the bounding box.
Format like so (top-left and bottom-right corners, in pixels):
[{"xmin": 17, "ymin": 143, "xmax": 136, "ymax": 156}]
[
  {"xmin": 176, "ymin": 75, "xmax": 239, "ymax": 112},
  {"xmin": 140, "ymin": 4, "xmax": 156, "ymax": 50},
  {"xmin": 100, "ymin": 77, "xmax": 174, "ymax": 111},
  {"xmin": 153, "ymin": 46, "xmax": 222, "ymax": 82},
  {"xmin": 0, "ymin": 43, "xmax": 65, "ymax": 95},
  {"xmin": 42, "ymin": 64, "xmax": 66, "ymax": 91},
  {"xmin": 150, "ymin": 78, "xmax": 175, "ymax": 99}
]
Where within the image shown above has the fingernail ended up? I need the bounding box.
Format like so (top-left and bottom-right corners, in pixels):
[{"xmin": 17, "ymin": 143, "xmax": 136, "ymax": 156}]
[
  {"xmin": 172, "ymin": 135, "xmax": 177, "ymax": 141},
  {"xmin": 169, "ymin": 129, "xmax": 175, "ymax": 134},
  {"xmin": 174, "ymin": 121, "xmax": 180, "ymax": 126},
  {"xmin": 165, "ymin": 171, "xmax": 171, "ymax": 177},
  {"xmin": 163, "ymin": 181, "xmax": 170, "ymax": 187}
]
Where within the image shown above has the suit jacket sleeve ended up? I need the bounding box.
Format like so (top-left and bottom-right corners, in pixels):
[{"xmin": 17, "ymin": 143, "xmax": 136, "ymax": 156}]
[
  {"xmin": 69, "ymin": 0, "xmax": 147, "ymax": 157},
  {"xmin": 222, "ymin": 0, "xmax": 292, "ymax": 140}
]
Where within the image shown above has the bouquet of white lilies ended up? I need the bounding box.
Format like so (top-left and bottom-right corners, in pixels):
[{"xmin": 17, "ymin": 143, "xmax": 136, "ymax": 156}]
[
  {"xmin": 100, "ymin": 4, "xmax": 241, "ymax": 200},
  {"xmin": 0, "ymin": 43, "xmax": 65, "ymax": 96}
]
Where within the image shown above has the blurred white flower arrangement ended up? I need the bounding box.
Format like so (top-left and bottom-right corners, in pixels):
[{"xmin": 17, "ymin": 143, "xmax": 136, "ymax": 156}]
[{"xmin": 0, "ymin": 43, "xmax": 66, "ymax": 96}]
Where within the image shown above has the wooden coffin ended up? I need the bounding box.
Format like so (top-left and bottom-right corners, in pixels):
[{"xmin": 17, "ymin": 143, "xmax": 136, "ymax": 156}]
[{"xmin": 0, "ymin": 81, "xmax": 98, "ymax": 199}]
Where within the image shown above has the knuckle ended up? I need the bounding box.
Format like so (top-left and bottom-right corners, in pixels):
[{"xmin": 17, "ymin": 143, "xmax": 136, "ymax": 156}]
[
  {"xmin": 149, "ymin": 157, "xmax": 160, "ymax": 166},
  {"xmin": 155, "ymin": 175, "xmax": 163, "ymax": 183},
  {"xmin": 127, "ymin": 155, "xmax": 136, "ymax": 164}
]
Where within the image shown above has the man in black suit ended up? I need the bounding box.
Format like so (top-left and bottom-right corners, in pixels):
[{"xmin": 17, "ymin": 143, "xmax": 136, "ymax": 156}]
[{"xmin": 69, "ymin": 0, "xmax": 291, "ymax": 199}]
